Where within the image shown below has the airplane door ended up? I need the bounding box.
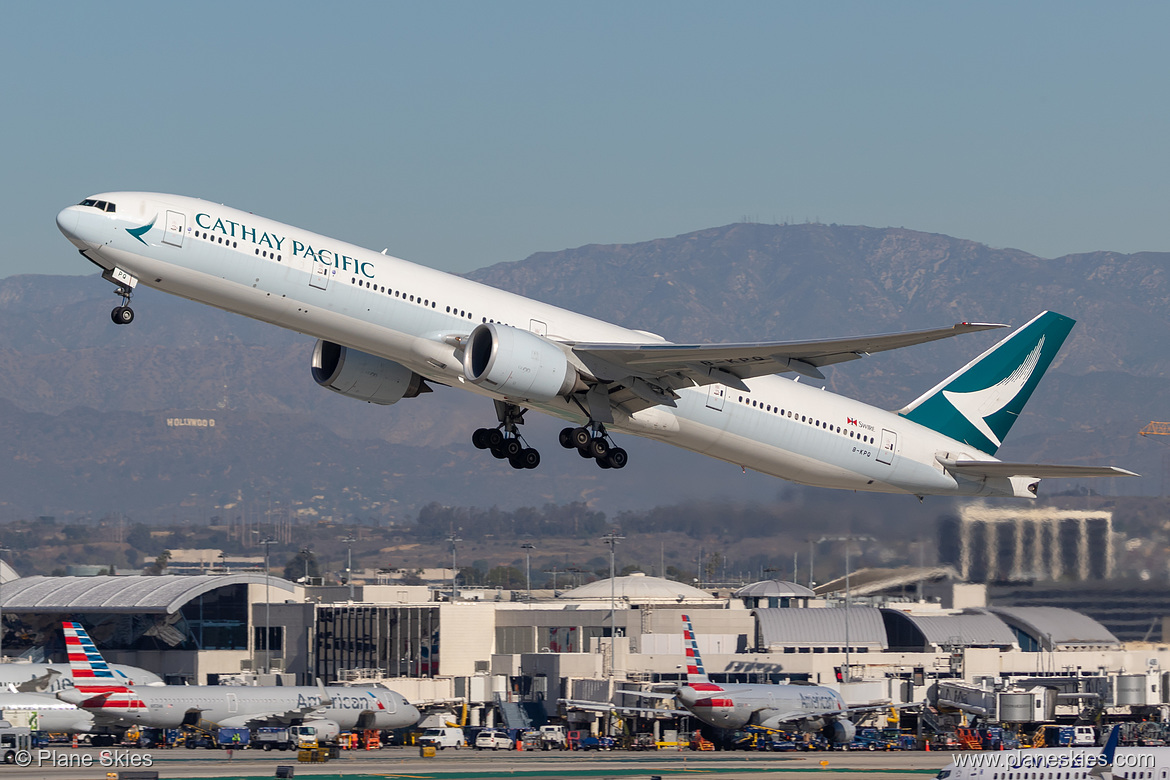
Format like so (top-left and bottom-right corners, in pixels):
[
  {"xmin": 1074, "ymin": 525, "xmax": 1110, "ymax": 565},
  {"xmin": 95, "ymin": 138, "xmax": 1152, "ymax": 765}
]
[
  {"xmin": 706, "ymin": 384, "xmax": 726, "ymax": 411},
  {"xmin": 877, "ymin": 429, "xmax": 897, "ymax": 465},
  {"xmin": 530, "ymin": 319, "xmax": 547, "ymax": 336},
  {"xmin": 227, "ymin": 693, "xmax": 238, "ymax": 714},
  {"xmin": 162, "ymin": 210, "xmax": 186, "ymax": 247},
  {"xmin": 309, "ymin": 262, "xmax": 330, "ymax": 290}
]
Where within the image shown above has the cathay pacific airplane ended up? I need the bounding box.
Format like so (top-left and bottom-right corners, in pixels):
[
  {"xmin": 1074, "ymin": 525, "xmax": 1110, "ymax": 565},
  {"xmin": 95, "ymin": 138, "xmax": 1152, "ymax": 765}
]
[{"xmin": 56, "ymin": 193, "xmax": 1134, "ymax": 498}]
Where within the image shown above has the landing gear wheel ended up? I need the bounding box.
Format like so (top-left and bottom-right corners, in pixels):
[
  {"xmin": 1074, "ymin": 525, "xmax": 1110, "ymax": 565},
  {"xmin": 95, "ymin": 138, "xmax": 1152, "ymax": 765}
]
[
  {"xmin": 596, "ymin": 457, "xmax": 612, "ymax": 469},
  {"xmin": 501, "ymin": 438, "xmax": 523, "ymax": 459},
  {"xmin": 486, "ymin": 429, "xmax": 504, "ymax": 449},
  {"xmin": 518, "ymin": 448, "xmax": 540, "ymax": 469},
  {"xmin": 559, "ymin": 427, "xmax": 576, "ymax": 449},
  {"xmin": 111, "ymin": 306, "xmax": 134, "ymax": 325},
  {"xmin": 508, "ymin": 454, "xmax": 526, "ymax": 469},
  {"xmin": 571, "ymin": 427, "xmax": 593, "ymax": 450},
  {"xmin": 605, "ymin": 447, "xmax": 628, "ymax": 469},
  {"xmin": 472, "ymin": 428, "xmax": 492, "ymax": 449},
  {"xmin": 588, "ymin": 437, "xmax": 610, "ymax": 460},
  {"xmin": 489, "ymin": 442, "xmax": 508, "ymax": 459},
  {"xmin": 577, "ymin": 446, "xmax": 594, "ymax": 459}
]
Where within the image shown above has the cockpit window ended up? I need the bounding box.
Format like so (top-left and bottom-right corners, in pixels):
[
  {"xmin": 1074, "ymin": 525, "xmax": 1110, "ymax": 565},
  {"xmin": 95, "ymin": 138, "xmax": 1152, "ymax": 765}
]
[{"xmin": 78, "ymin": 199, "xmax": 116, "ymax": 213}]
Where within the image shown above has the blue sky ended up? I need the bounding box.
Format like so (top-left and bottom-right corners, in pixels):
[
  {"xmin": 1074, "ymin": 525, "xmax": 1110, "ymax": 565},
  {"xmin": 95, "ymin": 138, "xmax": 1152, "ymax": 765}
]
[{"xmin": 7, "ymin": 1, "xmax": 1170, "ymax": 278}]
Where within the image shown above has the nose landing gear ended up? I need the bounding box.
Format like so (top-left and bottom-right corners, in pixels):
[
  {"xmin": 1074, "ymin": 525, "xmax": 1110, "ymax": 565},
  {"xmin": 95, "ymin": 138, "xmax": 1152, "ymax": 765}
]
[
  {"xmin": 102, "ymin": 266, "xmax": 139, "ymax": 326},
  {"xmin": 559, "ymin": 424, "xmax": 628, "ymax": 469}
]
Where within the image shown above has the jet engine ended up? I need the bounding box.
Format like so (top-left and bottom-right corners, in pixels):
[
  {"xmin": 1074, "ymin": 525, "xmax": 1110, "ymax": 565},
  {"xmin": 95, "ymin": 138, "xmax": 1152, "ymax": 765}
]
[
  {"xmin": 311, "ymin": 340, "xmax": 430, "ymax": 405},
  {"xmin": 463, "ymin": 323, "xmax": 582, "ymax": 402},
  {"xmin": 823, "ymin": 717, "xmax": 856, "ymax": 744}
]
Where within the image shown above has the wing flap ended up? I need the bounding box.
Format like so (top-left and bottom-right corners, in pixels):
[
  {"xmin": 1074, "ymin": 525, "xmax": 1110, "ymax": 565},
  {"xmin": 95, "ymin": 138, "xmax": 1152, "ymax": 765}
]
[{"xmin": 938, "ymin": 458, "xmax": 1139, "ymax": 479}]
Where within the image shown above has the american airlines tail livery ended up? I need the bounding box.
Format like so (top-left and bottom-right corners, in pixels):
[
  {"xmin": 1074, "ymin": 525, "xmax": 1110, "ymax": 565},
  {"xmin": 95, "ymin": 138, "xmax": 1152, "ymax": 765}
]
[{"xmin": 56, "ymin": 194, "xmax": 1134, "ymax": 497}]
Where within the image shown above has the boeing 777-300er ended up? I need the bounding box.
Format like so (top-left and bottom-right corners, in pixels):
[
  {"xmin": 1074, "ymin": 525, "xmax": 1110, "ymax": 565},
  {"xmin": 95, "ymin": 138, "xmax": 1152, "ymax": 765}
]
[
  {"xmin": 56, "ymin": 623, "xmax": 420, "ymax": 740},
  {"xmin": 56, "ymin": 194, "xmax": 1135, "ymax": 497}
]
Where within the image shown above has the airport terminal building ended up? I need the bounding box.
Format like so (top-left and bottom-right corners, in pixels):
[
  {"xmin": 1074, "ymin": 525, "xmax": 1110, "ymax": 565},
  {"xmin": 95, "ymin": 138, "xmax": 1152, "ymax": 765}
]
[{"xmin": 6, "ymin": 568, "xmax": 1170, "ymax": 731}]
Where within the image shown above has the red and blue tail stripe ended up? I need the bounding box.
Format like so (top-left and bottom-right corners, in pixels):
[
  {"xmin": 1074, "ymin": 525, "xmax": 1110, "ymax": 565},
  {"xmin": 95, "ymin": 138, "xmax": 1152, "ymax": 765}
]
[{"xmin": 63, "ymin": 621, "xmax": 117, "ymax": 679}]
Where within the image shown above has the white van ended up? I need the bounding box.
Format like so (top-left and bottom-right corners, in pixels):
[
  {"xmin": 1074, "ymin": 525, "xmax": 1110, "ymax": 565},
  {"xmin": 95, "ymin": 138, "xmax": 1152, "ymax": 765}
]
[{"xmin": 419, "ymin": 727, "xmax": 465, "ymax": 749}]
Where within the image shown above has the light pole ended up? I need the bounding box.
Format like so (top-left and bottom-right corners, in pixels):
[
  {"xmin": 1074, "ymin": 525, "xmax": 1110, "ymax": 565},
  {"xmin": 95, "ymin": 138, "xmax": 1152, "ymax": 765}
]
[
  {"xmin": 601, "ymin": 532, "xmax": 624, "ymax": 677},
  {"xmin": 520, "ymin": 543, "xmax": 535, "ymax": 603},
  {"xmin": 817, "ymin": 535, "xmax": 874, "ymax": 684},
  {"xmin": 447, "ymin": 533, "xmax": 462, "ymax": 602},
  {"xmin": 343, "ymin": 534, "xmax": 357, "ymax": 601},
  {"xmin": 258, "ymin": 536, "xmax": 275, "ymax": 674}
]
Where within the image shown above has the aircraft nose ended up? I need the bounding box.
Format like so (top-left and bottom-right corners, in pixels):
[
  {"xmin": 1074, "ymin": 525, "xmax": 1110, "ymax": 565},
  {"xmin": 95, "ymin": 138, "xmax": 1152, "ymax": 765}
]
[{"xmin": 56, "ymin": 206, "xmax": 86, "ymax": 248}]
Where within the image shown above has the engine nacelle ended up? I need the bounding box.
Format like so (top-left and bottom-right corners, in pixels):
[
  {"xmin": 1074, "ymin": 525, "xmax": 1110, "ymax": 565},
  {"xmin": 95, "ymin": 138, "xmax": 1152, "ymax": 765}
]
[
  {"xmin": 311, "ymin": 340, "xmax": 429, "ymax": 405},
  {"xmin": 823, "ymin": 717, "xmax": 856, "ymax": 745},
  {"xmin": 463, "ymin": 323, "xmax": 580, "ymax": 402}
]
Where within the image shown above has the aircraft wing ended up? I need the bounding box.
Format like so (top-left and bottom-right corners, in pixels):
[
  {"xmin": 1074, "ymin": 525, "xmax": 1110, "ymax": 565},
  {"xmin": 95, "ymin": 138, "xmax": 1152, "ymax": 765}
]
[
  {"xmin": 938, "ymin": 459, "xmax": 1139, "ymax": 479},
  {"xmin": 559, "ymin": 698, "xmax": 679, "ymax": 718},
  {"xmin": 569, "ymin": 322, "xmax": 1004, "ymax": 415}
]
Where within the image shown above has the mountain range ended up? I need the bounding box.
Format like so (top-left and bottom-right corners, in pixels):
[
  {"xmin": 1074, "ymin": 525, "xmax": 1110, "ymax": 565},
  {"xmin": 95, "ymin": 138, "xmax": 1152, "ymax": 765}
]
[{"xmin": 1, "ymin": 222, "xmax": 1165, "ymax": 521}]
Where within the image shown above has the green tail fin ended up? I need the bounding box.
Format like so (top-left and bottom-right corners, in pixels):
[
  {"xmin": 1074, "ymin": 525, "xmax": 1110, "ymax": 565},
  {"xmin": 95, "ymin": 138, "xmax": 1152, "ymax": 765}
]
[{"xmin": 897, "ymin": 311, "xmax": 1074, "ymax": 455}]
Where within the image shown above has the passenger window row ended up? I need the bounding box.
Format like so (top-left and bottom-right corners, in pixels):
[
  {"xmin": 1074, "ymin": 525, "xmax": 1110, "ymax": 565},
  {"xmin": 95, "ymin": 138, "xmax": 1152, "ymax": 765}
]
[
  {"xmin": 349, "ymin": 277, "xmax": 532, "ymax": 330},
  {"xmin": 254, "ymin": 248, "xmax": 283, "ymax": 262},
  {"xmin": 195, "ymin": 231, "xmax": 239, "ymax": 250},
  {"xmin": 735, "ymin": 394, "xmax": 875, "ymax": 445}
]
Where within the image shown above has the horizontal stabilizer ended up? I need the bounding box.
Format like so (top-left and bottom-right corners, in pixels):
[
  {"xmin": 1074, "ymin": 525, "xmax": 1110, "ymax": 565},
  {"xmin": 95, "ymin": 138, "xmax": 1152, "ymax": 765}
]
[{"xmin": 938, "ymin": 458, "xmax": 1139, "ymax": 479}]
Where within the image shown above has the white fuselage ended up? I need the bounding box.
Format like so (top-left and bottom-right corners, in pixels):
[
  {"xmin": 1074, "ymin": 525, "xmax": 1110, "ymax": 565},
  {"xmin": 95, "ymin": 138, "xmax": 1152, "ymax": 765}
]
[
  {"xmin": 0, "ymin": 692, "xmax": 95, "ymax": 733},
  {"xmin": 0, "ymin": 662, "xmax": 161, "ymax": 692},
  {"xmin": 56, "ymin": 193, "xmax": 1033, "ymax": 498},
  {"xmin": 677, "ymin": 681, "xmax": 846, "ymax": 731},
  {"xmin": 65, "ymin": 684, "xmax": 418, "ymax": 731}
]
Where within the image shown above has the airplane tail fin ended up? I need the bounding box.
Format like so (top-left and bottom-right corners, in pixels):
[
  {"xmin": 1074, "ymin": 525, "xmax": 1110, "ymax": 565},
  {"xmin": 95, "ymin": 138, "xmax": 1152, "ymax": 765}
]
[
  {"xmin": 680, "ymin": 614, "xmax": 711, "ymax": 685},
  {"xmin": 63, "ymin": 621, "xmax": 118, "ymax": 682},
  {"xmin": 897, "ymin": 311, "xmax": 1074, "ymax": 455}
]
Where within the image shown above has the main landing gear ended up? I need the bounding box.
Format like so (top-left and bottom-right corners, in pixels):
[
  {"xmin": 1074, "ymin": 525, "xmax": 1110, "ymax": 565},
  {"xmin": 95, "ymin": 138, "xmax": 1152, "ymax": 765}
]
[
  {"xmin": 473, "ymin": 402, "xmax": 541, "ymax": 470},
  {"xmin": 559, "ymin": 424, "xmax": 628, "ymax": 470}
]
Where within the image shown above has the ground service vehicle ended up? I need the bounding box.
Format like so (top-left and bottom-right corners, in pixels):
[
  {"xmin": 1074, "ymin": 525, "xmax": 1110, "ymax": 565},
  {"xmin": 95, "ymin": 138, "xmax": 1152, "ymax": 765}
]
[
  {"xmin": 0, "ymin": 727, "xmax": 31, "ymax": 764},
  {"xmin": 474, "ymin": 730, "xmax": 513, "ymax": 750},
  {"xmin": 255, "ymin": 727, "xmax": 296, "ymax": 751},
  {"xmin": 537, "ymin": 724, "xmax": 567, "ymax": 749},
  {"xmin": 418, "ymin": 727, "xmax": 465, "ymax": 750}
]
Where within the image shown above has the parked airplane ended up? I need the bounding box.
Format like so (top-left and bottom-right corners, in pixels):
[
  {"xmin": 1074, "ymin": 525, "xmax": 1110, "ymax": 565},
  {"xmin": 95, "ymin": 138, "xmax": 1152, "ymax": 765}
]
[
  {"xmin": 0, "ymin": 691, "xmax": 95, "ymax": 733},
  {"xmin": 565, "ymin": 614, "xmax": 900, "ymax": 744},
  {"xmin": 0, "ymin": 662, "xmax": 161, "ymax": 693},
  {"xmin": 56, "ymin": 623, "xmax": 420, "ymax": 739},
  {"xmin": 643, "ymin": 614, "xmax": 877, "ymax": 742},
  {"xmin": 56, "ymin": 194, "xmax": 1135, "ymax": 497},
  {"xmin": 935, "ymin": 725, "xmax": 1165, "ymax": 779}
]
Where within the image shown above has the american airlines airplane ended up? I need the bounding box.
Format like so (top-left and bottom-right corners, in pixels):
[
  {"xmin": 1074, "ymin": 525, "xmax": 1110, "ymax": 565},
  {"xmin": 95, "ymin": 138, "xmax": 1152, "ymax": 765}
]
[
  {"xmin": 567, "ymin": 614, "xmax": 905, "ymax": 744},
  {"xmin": 56, "ymin": 193, "xmax": 1134, "ymax": 497},
  {"xmin": 56, "ymin": 623, "xmax": 419, "ymax": 739}
]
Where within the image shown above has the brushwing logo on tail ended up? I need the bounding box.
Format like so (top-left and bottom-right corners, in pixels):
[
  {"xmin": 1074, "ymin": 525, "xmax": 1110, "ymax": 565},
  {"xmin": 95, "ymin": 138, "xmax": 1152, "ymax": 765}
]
[
  {"xmin": 898, "ymin": 311, "xmax": 1074, "ymax": 455},
  {"xmin": 941, "ymin": 336, "xmax": 1044, "ymax": 449}
]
